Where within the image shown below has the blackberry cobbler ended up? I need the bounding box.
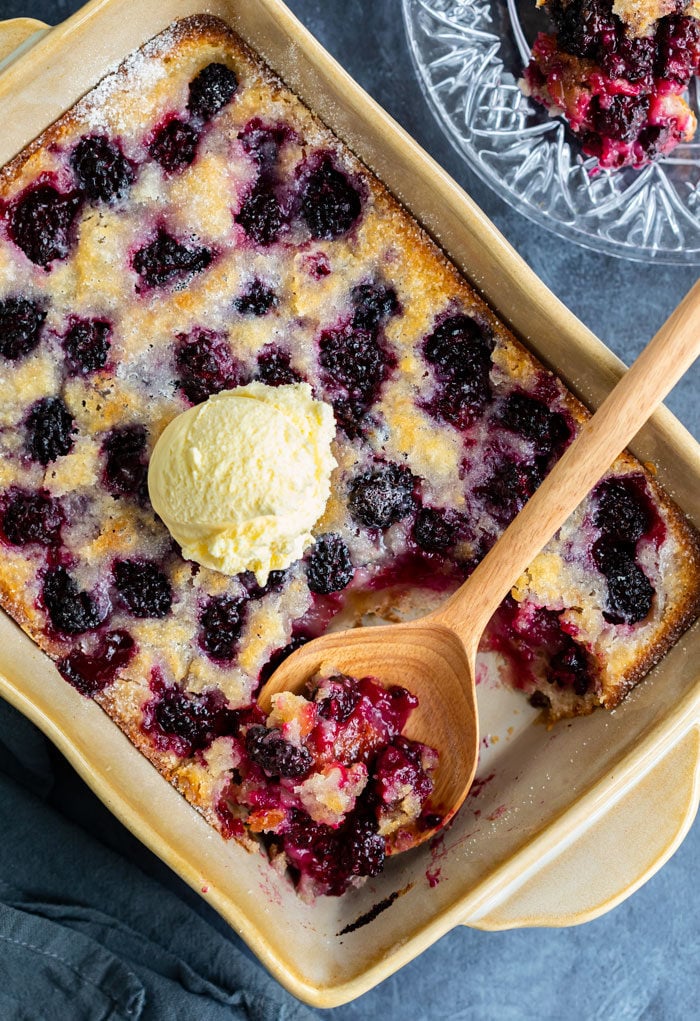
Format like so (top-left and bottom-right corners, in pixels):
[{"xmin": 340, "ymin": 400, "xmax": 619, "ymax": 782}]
[
  {"xmin": 522, "ymin": 0, "xmax": 700, "ymax": 168},
  {"xmin": 0, "ymin": 15, "xmax": 698, "ymax": 898},
  {"xmin": 213, "ymin": 674, "xmax": 438, "ymax": 899}
]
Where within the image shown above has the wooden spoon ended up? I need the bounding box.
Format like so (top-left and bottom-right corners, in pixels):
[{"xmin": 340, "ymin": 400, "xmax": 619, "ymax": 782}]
[{"xmin": 258, "ymin": 279, "xmax": 700, "ymax": 851}]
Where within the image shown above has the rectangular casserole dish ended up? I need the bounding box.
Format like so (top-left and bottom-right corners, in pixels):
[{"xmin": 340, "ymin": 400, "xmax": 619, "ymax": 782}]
[{"xmin": 0, "ymin": 0, "xmax": 699, "ymax": 1007}]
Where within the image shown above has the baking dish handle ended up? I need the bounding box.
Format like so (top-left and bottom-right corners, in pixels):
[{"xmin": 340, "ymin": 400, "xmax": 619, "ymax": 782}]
[
  {"xmin": 0, "ymin": 18, "xmax": 50, "ymax": 67},
  {"xmin": 464, "ymin": 723, "xmax": 700, "ymax": 930}
]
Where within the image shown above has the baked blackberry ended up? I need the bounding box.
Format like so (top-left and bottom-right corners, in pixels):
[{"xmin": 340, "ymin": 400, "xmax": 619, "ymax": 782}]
[
  {"xmin": 70, "ymin": 135, "xmax": 134, "ymax": 203},
  {"xmin": 9, "ymin": 183, "xmax": 81, "ymax": 267},
  {"xmin": 43, "ymin": 566, "xmax": 106, "ymax": 636},
  {"xmin": 62, "ymin": 318, "xmax": 112, "ymax": 375},
  {"xmin": 305, "ymin": 533, "xmax": 354, "ymax": 594},
  {"xmin": 25, "ymin": 397, "xmax": 75, "ymax": 465},
  {"xmin": 132, "ymin": 228, "xmax": 213, "ymax": 289},
  {"xmin": 299, "ymin": 153, "xmax": 362, "ymax": 240},
  {"xmin": 58, "ymin": 631, "xmax": 135, "ymax": 696},
  {"xmin": 199, "ymin": 595, "xmax": 247, "ymax": 662},
  {"xmin": 1, "ymin": 489, "xmax": 62, "ymax": 548},
  {"xmin": 348, "ymin": 463, "xmax": 416, "ymax": 529},
  {"xmin": 112, "ymin": 560, "xmax": 173, "ymax": 619},
  {"xmin": 188, "ymin": 62, "xmax": 238, "ymax": 120},
  {"xmin": 102, "ymin": 426, "xmax": 149, "ymax": 499},
  {"xmin": 234, "ymin": 280, "xmax": 277, "ymax": 316},
  {"xmin": 0, "ymin": 297, "xmax": 47, "ymax": 361},
  {"xmin": 235, "ymin": 183, "xmax": 285, "ymax": 245},
  {"xmin": 175, "ymin": 330, "xmax": 244, "ymax": 404},
  {"xmin": 245, "ymin": 725, "xmax": 313, "ymax": 778},
  {"xmin": 149, "ymin": 118, "xmax": 200, "ymax": 173}
]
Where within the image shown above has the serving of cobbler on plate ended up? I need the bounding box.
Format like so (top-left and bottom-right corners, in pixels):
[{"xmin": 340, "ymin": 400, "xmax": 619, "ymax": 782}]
[{"xmin": 523, "ymin": 0, "xmax": 700, "ymax": 169}]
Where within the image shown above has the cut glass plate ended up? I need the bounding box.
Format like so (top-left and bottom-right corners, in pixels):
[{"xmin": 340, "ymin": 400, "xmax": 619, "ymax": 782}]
[{"xmin": 402, "ymin": 0, "xmax": 700, "ymax": 263}]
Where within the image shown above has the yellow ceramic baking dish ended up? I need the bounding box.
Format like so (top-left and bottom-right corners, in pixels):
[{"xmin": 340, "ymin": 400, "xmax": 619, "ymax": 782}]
[{"xmin": 0, "ymin": 0, "xmax": 699, "ymax": 1007}]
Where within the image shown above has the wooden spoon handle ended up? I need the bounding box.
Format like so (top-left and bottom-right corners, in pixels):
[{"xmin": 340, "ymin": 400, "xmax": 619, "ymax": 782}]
[{"xmin": 431, "ymin": 278, "xmax": 700, "ymax": 656}]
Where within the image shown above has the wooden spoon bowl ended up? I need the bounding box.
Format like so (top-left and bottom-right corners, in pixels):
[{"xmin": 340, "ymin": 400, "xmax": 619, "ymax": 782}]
[
  {"xmin": 258, "ymin": 279, "xmax": 700, "ymax": 853},
  {"xmin": 258, "ymin": 621, "xmax": 477, "ymax": 846}
]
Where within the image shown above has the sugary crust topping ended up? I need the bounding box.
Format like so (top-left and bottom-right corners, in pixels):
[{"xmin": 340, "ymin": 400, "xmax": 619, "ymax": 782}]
[
  {"xmin": 613, "ymin": 0, "xmax": 698, "ymax": 37},
  {"xmin": 0, "ymin": 15, "xmax": 698, "ymax": 884}
]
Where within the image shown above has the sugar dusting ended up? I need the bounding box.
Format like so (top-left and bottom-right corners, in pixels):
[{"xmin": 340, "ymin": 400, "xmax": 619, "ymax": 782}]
[{"xmin": 74, "ymin": 24, "xmax": 183, "ymax": 134}]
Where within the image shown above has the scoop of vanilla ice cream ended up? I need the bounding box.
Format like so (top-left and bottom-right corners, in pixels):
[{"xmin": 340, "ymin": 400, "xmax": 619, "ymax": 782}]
[{"xmin": 148, "ymin": 382, "xmax": 336, "ymax": 584}]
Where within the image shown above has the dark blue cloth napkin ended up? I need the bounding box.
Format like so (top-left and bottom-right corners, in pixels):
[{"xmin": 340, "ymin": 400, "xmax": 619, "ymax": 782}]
[{"xmin": 0, "ymin": 699, "xmax": 316, "ymax": 1021}]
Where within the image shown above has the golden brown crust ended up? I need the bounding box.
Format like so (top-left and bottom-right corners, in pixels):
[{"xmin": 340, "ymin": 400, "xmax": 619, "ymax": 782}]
[{"xmin": 612, "ymin": 0, "xmax": 699, "ymax": 37}]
